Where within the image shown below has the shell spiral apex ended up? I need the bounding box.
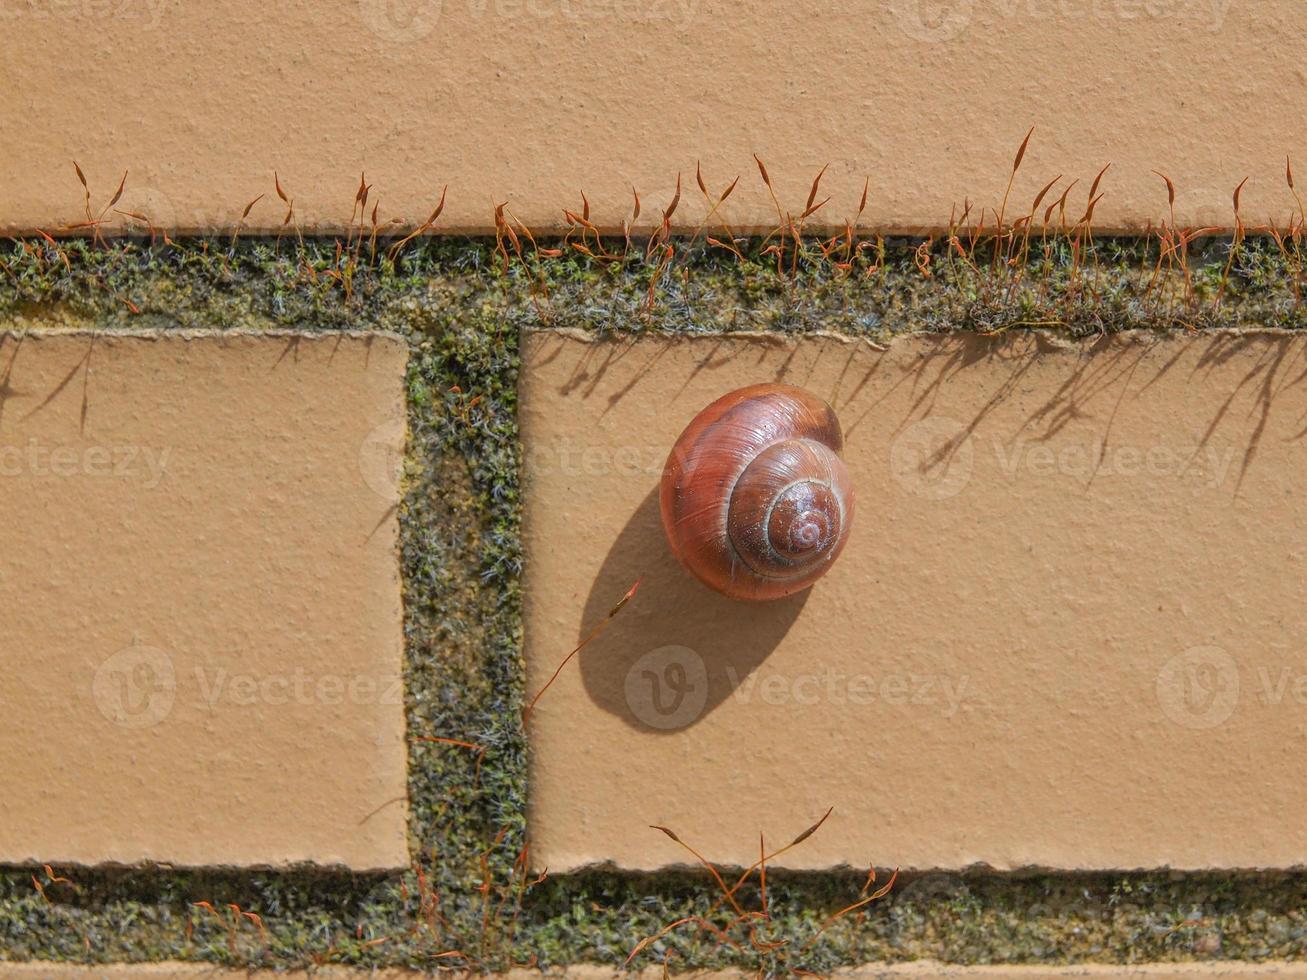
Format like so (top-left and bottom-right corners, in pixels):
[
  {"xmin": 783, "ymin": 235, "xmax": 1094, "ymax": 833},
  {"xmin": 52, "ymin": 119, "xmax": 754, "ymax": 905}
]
[{"xmin": 659, "ymin": 383, "xmax": 855, "ymax": 601}]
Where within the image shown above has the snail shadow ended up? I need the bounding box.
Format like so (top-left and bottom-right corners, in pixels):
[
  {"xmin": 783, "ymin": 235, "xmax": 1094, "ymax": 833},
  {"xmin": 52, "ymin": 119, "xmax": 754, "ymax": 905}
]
[{"xmin": 578, "ymin": 487, "xmax": 809, "ymax": 733}]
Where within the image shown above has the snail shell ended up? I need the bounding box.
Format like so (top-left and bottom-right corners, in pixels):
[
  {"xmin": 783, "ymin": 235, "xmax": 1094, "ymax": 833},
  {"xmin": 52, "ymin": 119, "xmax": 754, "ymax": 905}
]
[{"xmin": 659, "ymin": 383, "xmax": 854, "ymax": 601}]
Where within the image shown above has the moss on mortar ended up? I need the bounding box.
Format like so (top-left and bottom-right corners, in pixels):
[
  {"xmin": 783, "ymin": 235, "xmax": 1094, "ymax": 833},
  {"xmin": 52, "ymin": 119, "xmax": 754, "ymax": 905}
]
[{"xmin": 0, "ymin": 234, "xmax": 1305, "ymax": 972}]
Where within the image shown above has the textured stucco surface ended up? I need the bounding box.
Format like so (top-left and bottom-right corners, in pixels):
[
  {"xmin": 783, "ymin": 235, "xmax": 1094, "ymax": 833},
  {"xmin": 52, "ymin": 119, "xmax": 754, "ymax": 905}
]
[
  {"xmin": 2, "ymin": 0, "xmax": 1305, "ymax": 234},
  {"xmin": 522, "ymin": 329, "xmax": 1307, "ymax": 873},
  {"xmin": 0, "ymin": 331, "xmax": 409, "ymax": 869}
]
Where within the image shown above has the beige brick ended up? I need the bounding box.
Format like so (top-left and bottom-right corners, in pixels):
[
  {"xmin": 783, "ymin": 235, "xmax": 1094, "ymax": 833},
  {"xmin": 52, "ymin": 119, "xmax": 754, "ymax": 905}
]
[
  {"xmin": 522, "ymin": 330, "xmax": 1307, "ymax": 872},
  {"xmin": 0, "ymin": 331, "xmax": 408, "ymax": 869},
  {"xmin": 0, "ymin": 2, "xmax": 1303, "ymax": 235}
]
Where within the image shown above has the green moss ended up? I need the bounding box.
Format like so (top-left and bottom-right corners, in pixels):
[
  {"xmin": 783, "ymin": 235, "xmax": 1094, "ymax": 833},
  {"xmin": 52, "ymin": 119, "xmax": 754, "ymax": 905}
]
[{"xmin": 1, "ymin": 234, "xmax": 1305, "ymax": 971}]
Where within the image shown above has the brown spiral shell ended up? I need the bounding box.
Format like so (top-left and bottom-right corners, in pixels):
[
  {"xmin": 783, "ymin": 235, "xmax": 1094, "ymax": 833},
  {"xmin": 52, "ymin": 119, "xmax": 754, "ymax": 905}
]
[{"xmin": 659, "ymin": 383, "xmax": 854, "ymax": 601}]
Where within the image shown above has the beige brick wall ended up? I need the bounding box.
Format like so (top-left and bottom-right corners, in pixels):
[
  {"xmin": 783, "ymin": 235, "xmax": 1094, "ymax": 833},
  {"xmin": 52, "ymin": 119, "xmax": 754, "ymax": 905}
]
[
  {"xmin": 523, "ymin": 329, "xmax": 1307, "ymax": 872},
  {"xmin": 0, "ymin": 331, "xmax": 409, "ymax": 869},
  {"xmin": 2, "ymin": 1, "xmax": 1304, "ymax": 234}
]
